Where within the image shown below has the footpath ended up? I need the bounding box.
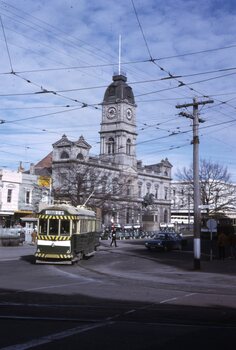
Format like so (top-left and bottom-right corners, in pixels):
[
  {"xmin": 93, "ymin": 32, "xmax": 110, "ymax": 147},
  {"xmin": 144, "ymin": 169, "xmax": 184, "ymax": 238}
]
[{"xmin": 101, "ymin": 239, "xmax": 236, "ymax": 275}]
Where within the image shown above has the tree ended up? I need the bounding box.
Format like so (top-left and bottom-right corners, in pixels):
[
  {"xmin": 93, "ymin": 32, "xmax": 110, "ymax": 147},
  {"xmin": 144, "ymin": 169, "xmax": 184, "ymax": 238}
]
[
  {"xmin": 175, "ymin": 159, "xmax": 236, "ymax": 217},
  {"xmin": 52, "ymin": 163, "xmax": 138, "ymax": 210}
]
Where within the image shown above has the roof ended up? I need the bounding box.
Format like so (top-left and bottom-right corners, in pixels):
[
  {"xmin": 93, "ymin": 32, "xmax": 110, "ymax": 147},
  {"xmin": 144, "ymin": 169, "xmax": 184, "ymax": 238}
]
[
  {"xmin": 103, "ymin": 74, "xmax": 135, "ymax": 105},
  {"xmin": 34, "ymin": 152, "xmax": 53, "ymax": 169}
]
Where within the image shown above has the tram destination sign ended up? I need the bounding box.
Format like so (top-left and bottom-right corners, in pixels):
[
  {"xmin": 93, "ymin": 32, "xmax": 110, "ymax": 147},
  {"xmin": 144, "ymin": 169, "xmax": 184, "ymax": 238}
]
[{"xmin": 45, "ymin": 210, "xmax": 65, "ymax": 215}]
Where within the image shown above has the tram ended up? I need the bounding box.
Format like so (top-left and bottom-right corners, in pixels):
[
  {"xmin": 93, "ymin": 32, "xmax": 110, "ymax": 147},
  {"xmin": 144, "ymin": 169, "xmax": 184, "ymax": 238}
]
[{"xmin": 35, "ymin": 203, "xmax": 101, "ymax": 264}]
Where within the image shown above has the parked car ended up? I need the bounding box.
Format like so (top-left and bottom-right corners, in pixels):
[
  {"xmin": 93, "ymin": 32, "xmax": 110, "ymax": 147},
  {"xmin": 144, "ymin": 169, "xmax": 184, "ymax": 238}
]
[{"xmin": 144, "ymin": 232, "xmax": 183, "ymax": 251}]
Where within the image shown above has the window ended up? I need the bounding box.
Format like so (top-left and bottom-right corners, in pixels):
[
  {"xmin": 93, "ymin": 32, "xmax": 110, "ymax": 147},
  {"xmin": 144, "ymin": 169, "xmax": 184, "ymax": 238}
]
[
  {"xmin": 146, "ymin": 183, "xmax": 151, "ymax": 194},
  {"xmin": 164, "ymin": 209, "xmax": 168, "ymax": 223},
  {"xmin": 126, "ymin": 139, "xmax": 131, "ymax": 155},
  {"xmin": 60, "ymin": 220, "xmax": 70, "ymax": 235},
  {"xmin": 127, "ymin": 180, "xmax": 132, "ymax": 196},
  {"xmin": 107, "ymin": 137, "xmax": 115, "ymax": 154},
  {"xmin": 60, "ymin": 151, "xmax": 69, "ymax": 159},
  {"xmin": 49, "ymin": 219, "xmax": 59, "ymax": 235},
  {"xmin": 164, "ymin": 187, "xmax": 168, "ymax": 200},
  {"xmin": 77, "ymin": 153, "xmax": 84, "ymax": 160},
  {"xmin": 7, "ymin": 189, "xmax": 12, "ymax": 203},
  {"xmin": 155, "ymin": 186, "xmax": 159, "ymax": 199},
  {"xmin": 25, "ymin": 190, "xmax": 31, "ymax": 204},
  {"xmin": 126, "ymin": 208, "xmax": 131, "ymax": 224}
]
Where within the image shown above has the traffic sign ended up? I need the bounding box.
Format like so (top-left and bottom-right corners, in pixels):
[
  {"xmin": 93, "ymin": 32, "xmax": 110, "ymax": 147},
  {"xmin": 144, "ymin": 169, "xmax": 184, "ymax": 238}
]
[{"xmin": 207, "ymin": 219, "xmax": 217, "ymax": 231}]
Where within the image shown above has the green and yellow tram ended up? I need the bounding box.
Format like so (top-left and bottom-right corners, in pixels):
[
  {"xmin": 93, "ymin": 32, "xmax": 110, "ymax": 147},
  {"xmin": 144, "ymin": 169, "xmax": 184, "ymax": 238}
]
[{"xmin": 35, "ymin": 204, "xmax": 100, "ymax": 264}]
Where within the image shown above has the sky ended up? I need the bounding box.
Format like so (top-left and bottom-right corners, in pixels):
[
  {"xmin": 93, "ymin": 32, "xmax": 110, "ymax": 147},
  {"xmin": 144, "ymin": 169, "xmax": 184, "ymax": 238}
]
[{"xmin": 1, "ymin": 0, "xmax": 236, "ymax": 180}]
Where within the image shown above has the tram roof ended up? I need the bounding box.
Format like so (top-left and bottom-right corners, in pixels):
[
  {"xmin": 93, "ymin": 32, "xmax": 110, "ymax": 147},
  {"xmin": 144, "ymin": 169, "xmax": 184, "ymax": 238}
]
[{"xmin": 39, "ymin": 204, "xmax": 95, "ymax": 217}]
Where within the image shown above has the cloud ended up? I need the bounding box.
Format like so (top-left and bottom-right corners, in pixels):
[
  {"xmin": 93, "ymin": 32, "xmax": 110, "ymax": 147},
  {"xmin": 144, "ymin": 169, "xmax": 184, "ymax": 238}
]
[{"xmin": 0, "ymin": 0, "xmax": 236, "ymax": 181}]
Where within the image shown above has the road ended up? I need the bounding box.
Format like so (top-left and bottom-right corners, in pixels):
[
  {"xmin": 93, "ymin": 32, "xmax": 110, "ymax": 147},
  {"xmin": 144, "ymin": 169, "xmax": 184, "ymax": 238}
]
[{"xmin": 0, "ymin": 239, "xmax": 235, "ymax": 349}]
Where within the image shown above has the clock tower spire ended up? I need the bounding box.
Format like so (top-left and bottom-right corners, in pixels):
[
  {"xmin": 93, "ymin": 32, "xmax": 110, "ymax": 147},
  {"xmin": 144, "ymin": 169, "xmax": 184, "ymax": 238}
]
[{"xmin": 99, "ymin": 73, "xmax": 137, "ymax": 168}]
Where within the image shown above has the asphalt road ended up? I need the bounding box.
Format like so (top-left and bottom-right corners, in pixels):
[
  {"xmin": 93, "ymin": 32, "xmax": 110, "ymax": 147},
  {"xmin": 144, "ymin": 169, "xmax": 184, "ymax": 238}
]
[{"xmin": 0, "ymin": 239, "xmax": 235, "ymax": 349}]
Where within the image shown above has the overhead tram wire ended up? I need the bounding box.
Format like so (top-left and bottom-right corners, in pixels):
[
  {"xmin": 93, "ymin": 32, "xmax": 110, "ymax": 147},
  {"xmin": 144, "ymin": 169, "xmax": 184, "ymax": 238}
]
[
  {"xmin": 2, "ymin": 1, "xmax": 236, "ymax": 71},
  {"xmin": 130, "ymin": 0, "xmax": 236, "ymax": 118},
  {"xmin": 2, "ymin": 2, "xmax": 236, "ymax": 127},
  {"xmin": 0, "ymin": 15, "xmax": 13, "ymax": 72},
  {"xmin": 0, "ymin": 2, "xmax": 148, "ymax": 86},
  {"xmin": 0, "ymin": 14, "xmax": 95, "ymax": 111},
  {"xmin": 0, "ymin": 0, "xmax": 120, "ymax": 66},
  {"xmin": 3, "ymin": 0, "xmax": 236, "ymax": 116},
  {"xmin": 2, "ymin": 106, "xmax": 87, "ymax": 124},
  {"xmin": 0, "ymin": 1, "xmax": 154, "ymax": 85},
  {"xmin": 136, "ymin": 116, "xmax": 236, "ymax": 147},
  {"xmin": 0, "ymin": 10, "xmax": 124, "ymax": 84},
  {"xmin": 1, "ymin": 2, "xmax": 236, "ymax": 114},
  {"xmin": 0, "ymin": 0, "xmax": 215, "ymax": 104}
]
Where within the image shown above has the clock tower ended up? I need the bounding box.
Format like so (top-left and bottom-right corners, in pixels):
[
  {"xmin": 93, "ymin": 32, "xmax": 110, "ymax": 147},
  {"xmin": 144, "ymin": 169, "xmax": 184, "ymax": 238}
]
[{"xmin": 100, "ymin": 73, "xmax": 137, "ymax": 168}]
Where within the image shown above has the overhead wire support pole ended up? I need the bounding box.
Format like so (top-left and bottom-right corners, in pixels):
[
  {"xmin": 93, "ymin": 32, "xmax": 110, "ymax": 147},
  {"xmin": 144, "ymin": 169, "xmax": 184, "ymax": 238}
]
[{"xmin": 176, "ymin": 97, "xmax": 214, "ymax": 270}]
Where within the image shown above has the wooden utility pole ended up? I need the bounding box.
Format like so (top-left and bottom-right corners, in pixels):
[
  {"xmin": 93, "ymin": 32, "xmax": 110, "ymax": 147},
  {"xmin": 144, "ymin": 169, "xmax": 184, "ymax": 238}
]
[{"xmin": 176, "ymin": 97, "xmax": 214, "ymax": 270}]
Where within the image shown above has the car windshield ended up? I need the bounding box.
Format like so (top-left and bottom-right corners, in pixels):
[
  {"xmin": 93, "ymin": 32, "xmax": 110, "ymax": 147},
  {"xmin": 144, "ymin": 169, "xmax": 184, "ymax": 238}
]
[
  {"xmin": 154, "ymin": 233, "xmax": 166, "ymax": 239},
  {"xmin": 154, "ymin": 232, "xmax": 180, "ymax": 240}
]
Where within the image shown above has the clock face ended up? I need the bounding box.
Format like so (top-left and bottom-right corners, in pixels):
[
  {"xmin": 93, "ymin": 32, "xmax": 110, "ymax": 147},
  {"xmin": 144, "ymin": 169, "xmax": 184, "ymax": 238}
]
[
  {"xmin": 107, "ymin": 107, "xmax": 117, "ymax": 119},
  {"xmin": 126, "ymin": 108, "xmax": 133, "ymax": 120}
]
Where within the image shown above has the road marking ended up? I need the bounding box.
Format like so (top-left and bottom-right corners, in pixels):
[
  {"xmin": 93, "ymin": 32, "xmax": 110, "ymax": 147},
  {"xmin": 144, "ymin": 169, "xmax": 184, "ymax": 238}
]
[
  {"xmin": 159, "ymin": 297, "xmax": 178, "ymax": 304},
  {"xmin": 0, "ymin": 321, "xmax": 113, "ymax": 350},
  {"xmin": 124, "ymin": 309, "xmax": 136, "ymax": 314},
  {"xmin": 160, "ymin": 293, "xmax": 197, "ymax": 304}
]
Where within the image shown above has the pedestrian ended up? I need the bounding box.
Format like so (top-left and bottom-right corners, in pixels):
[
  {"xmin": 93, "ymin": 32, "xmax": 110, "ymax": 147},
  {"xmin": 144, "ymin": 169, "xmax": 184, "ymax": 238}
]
[
  {"xmin": 110, "ymin": 229, "xmax": 118, "ymax": 247},
  {"xmin": 31, "ymin": 229, "xmax": 37, "ymax": 245},
  {"xmin": 217, "ymin": 231, "xmax": 228, "ymax": 260}
]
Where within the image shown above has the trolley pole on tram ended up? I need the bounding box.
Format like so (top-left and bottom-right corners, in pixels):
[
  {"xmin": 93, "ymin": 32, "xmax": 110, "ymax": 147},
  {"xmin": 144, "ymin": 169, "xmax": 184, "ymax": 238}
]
[{"xmin": 176, "ymin": 97, "xmax": 214, "ymax": 270}]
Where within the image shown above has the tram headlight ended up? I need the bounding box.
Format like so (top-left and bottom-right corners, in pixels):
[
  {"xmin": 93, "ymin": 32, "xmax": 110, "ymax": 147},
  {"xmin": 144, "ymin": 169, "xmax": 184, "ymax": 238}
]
[
  {"xmin": 66, "ymin": 249, "xmax": 70, "ymax": 254},
  {"xmin": 37, "ymin": 248, "xmax": 40, "ymax": 252}
]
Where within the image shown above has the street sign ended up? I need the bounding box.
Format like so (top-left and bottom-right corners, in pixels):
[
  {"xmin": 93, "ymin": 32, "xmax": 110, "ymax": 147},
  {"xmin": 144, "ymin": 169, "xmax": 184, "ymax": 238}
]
[
  {"xmin": 199, "ymin": 205, "xmax": 210, "ymax": 209},
  {"xmin": 198, "ymin": 204, "xmax": 215, "ymax": 209},
  {"xmin": 207, "ymin": 219, "xmax": 217, "ymax": 231}
]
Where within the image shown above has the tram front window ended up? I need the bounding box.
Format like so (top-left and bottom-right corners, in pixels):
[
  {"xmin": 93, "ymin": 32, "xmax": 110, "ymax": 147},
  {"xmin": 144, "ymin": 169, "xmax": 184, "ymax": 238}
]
[
  {"xmin": 39, "ymin": 219, "xmax": 48, "ymax": 235},
  {"xmin": 49, "ymin": 219, "xmax": 59, "ymax": 235},
  {"xmin": 60, "ymin": 220, "xmax": 70, "ymax": 235}
]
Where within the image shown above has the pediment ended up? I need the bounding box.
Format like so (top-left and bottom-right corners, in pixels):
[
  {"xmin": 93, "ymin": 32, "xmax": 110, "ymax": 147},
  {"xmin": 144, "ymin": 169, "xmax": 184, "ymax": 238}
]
[
  {"xmin": 75, "ymin": 135, "xmax": 91, "ymax": 150},
  {"xmin": 53, "ymin": 134, "xmax": 73, "ymax": 148}
]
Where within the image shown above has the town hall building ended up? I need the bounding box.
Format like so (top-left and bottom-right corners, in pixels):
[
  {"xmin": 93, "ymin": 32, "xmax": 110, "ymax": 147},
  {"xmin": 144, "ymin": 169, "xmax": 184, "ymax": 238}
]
[{"xmin": 51, "ymin": 73, "xmax": 172, "ymax": 231}]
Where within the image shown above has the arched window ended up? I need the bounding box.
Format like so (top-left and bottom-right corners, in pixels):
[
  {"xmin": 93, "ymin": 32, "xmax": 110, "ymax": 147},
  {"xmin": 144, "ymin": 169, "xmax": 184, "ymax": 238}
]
[
  {"xmin": 164, "ymin": 209, "xmax": 168, "ymax": 223},
  {"xmin": 126, "ymin": 180, "xmax": 132, "ymax": 196},
  {"xmin": 126, "ymin": 139, "xmax": 131, "ymax": 155},
  {"xmin": 146, "ymin": 182, "xmax": 151, "ymax": 194},
  {"xmin": 60, "ymin": 151, "xmax": 69, "ymax": 159},
  {"xmin": 155, "ymin": 185, "xmax": 159, "ymax": 199},
  {"xmin": 77, "ymin": 153, "xmax": 84, "ymax": 160},
  {"xmin": 107, "ymin": 137, "xmax": 115, "ymax": 154}
]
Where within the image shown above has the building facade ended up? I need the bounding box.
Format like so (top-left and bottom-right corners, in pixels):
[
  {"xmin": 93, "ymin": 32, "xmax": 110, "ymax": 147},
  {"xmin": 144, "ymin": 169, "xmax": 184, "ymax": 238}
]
[
  {"xmin": 52, "ymin": 73, "xmax": 172, "ymax": 231},
  {"xmin": 170, "ymin": 180, "xmax": 236, "ymax": 232},
  {"xmin": 0, "ymin": 167, "xmax": 51, "ymax": 228}
]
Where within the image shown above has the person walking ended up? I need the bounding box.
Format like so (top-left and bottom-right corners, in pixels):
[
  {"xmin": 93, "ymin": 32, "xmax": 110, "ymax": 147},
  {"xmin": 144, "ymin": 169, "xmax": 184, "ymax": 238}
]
[
  {"xmin": 217, "ymin": 231, "xmax": 228, "ymax": 260},
  {"xmin": 31, "ymin": 229, "xmax": 37, "ymax": 245},
  {"xmin": 110, "ymin": 229, "xmax": 118, "ymax": 247}
]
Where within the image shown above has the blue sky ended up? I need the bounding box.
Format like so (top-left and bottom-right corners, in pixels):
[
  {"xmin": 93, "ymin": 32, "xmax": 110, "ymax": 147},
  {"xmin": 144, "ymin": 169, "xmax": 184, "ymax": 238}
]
[{"xmin": 1, "ymin": 0, "xmax": 236, "ymax": 180}]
